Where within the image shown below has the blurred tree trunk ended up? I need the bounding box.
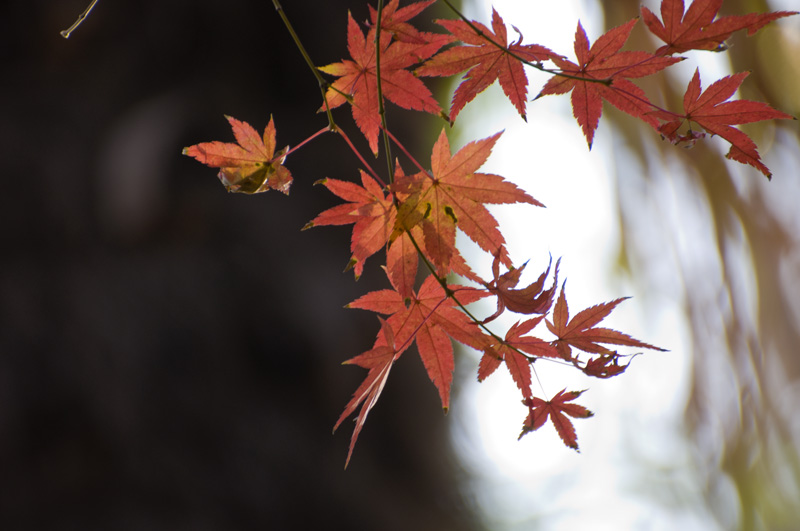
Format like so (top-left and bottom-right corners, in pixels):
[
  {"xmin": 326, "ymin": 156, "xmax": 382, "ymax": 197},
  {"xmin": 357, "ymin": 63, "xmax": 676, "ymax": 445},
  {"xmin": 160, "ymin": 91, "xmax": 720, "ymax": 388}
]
[
  {"xmin": 596, "ymin": 0, "xmax": 800, "ymax": 528},
  {"xmin": 0, "ymin": 1, "xmax": 481, "ymax": 529}
]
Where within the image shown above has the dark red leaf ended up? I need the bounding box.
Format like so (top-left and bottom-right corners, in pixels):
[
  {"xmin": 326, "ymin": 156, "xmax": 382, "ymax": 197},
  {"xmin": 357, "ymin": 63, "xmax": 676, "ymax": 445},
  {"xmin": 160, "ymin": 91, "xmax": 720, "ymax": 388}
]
[{"xmin": 520, "ymin": 389, "xmax": 593, "ymax": 451}]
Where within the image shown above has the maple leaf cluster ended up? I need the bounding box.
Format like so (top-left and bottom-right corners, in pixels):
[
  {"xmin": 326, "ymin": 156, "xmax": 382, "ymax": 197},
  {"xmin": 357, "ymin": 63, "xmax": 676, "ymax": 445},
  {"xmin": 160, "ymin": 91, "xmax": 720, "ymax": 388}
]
[
  {"xmin": 183, "ymin": 0, "xmax": 796, "ymax": 467},
  {"xmin": 533, "ymin": 1, "xmax": 796, "ymax": 176}
]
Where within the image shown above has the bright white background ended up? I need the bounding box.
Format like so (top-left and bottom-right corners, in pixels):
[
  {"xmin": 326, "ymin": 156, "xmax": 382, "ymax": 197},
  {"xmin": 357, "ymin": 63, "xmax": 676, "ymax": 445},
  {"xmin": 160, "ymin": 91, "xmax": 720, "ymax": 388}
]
[{"xmin": 446, "ymin": 1, "xmax": 737, "ymax": 529}]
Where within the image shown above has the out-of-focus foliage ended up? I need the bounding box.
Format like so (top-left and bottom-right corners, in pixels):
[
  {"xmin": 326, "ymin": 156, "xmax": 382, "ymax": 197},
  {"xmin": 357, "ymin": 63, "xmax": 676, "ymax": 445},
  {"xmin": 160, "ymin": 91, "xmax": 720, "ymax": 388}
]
[{"xmin": 597, "ymin": 0, "xmax": 800, "ymax": 528}]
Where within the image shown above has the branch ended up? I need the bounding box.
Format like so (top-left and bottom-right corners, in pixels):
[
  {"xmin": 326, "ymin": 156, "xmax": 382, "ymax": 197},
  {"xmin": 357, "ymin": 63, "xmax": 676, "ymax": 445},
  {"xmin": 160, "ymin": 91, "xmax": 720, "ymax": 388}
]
[
  {"xmin": 272, "ymin": 0, "xmax": 342, "ymax": 130},
  {"xmin": 60, "ymin": 0, "xmax": 100, "ymax": 39},
  {"xmin": 374, "ymin": 0, "xmax": 395, "ymax": 182}
]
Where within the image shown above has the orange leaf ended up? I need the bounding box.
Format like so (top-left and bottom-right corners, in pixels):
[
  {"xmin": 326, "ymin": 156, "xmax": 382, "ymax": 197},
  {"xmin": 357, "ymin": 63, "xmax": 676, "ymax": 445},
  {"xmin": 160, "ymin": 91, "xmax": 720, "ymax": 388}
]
[
  {"xmin": 545, "ymin": 282, "xmax": 666, "ymax": 359},
  {"xmin": 368, "ymin": 0, "xmax": 454, "ymax": 51},
  {"xmin": 183, "ymin": 115, "xmax": 292, "ymax": 194},
  {"xmin": 536, "ymin": 19, "xmax": 683, "ymax": 148},
  {"xmin": 416, "ymin": 8, "xmax": 554, "ymax": 121},
  {"xmin": 394, "ymin": 129, "xmax": 543, "ymax": 277},
  {"xmin": 347, "ymin": 273, "xmax": 491, "ymax": 412},
  {"xmin": 320, "ymin": 12, "xmax": 445, "ymax": 154},
  {"xmin": 334, "ymin": 318, "xmax": 397, "ymax": 468},
  {"xmin": 304, "ymin": 171, "xmax": 396, "ymax": 279}
]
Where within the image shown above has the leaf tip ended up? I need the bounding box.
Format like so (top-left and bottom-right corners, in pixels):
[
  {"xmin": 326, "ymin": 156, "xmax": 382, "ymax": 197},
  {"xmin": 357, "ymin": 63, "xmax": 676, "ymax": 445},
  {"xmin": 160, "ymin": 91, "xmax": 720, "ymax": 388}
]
[
  {"xmin": 344, "ymin": 257, "xmax": 359, "ymax": 274},
  {"xmin": 439, "ymin": 111, "xmax": 452, "ymax": 126}
]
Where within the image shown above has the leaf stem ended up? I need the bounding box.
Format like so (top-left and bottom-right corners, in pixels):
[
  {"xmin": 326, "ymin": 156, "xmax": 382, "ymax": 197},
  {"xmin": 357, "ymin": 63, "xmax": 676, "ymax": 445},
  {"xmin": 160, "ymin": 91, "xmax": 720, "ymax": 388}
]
[
  {"xmin": 385, "ymin": 129, "xmax": 431, "ymax": 177},
  {"xmin": 336, "ymin": 128, "xmax": 387, "ymax": 186},
  {"xmin": 401, "ymin": 231, "xmax": 514, "ymax": 362},
  {"xmin": 282, "ymin": 126, "xmax": 331, "ymax": 162},
  {"xmin": 272, "ymin": 0, "xmax": 339, "ymax": 129},
  {"xmin": 400, "ymin": 220, "xmax": 555, "ymax": 397},
  {"xmin": 609, "ymin": 84, "xmax": 683, "ymax": 120},
  {"xmin": 374, "ymin": 0, "xmax": 396, "ymax": 181}
]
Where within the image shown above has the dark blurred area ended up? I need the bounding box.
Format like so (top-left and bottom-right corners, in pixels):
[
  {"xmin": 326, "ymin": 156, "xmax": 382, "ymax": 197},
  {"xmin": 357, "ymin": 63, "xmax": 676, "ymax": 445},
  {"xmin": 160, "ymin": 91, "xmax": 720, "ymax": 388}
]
[{"xmin": 0, "ymin": 1, "xmax": 480, "ymax": 529}]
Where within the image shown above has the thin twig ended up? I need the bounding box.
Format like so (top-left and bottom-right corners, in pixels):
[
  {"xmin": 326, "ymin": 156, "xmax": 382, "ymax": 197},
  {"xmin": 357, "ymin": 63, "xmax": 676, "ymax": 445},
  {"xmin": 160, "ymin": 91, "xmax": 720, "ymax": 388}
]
[
  {"xmin": 60, "ymin": 0, "xmax": 100, "ymax": 39},
  {"xmin": 336, "ymin": 129, "xmax": 385, "ymax": 186},
  {"xmin": 439, "ymin": 0, "xmax": 613, "ymax": 87},
  {"xmin": 385, "ymin": 129, "xmax": 431, "ymax": 177},
  {"xmin": 281, "ymin": 126, "xmax": 331, "ymax": 162},
  {"xmin": 374, "ymin": 0, "xmax": 395, "ymax": 181},
  {"xmin": 272, "ymin": 0, "xmax": 341, "ymax": 130}
]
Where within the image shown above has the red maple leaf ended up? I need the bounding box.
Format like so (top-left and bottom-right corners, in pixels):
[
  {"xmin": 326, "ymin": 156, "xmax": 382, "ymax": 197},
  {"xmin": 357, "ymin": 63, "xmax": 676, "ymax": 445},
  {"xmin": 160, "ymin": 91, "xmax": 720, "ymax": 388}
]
[
  {"xmin": 306, "ymin": 162, "xmax": 427, "ymax": 296},
  {"xmin": 183, "ymin": 115, "xmax": 292, "ymax": 194},
  {"xmin": 545, "ymin": 282, "xmax": 666, "ymax": 360},
  {"xmin": 656, "ymin": 69, "xmax": 795, "ymax": 178},
  {"xmin": 394, "ymin": 129, "xmax": 543, "ymax": 277},
  {"xmin": 520, "ymin": 389, "xmax": 593, "ymax": 451},
  {"xmin": 416, "ymin": 8, "xmax": 554, "ymax": 122},
  {"xmin": 536, "ymin": 19, "xmax": 683, "ymax": 148},
  {"xmin": 338, "ymin": 273, "xmax": 489, "ymax": 465},
  {"xmin": 641, "ymin": 0, "xmax": 797, "ymax": 55},
  {"xmin": 320, "ymin": 12, "xmax": 445, "ymax": 154},
  {"xmin": 304, "ymin": 170, "xmax": 396, "ymax": 279},
  {"xmin": 368, "ymin": 0, "xmax": 453, "ymax": 52},
  {"xmin": 385, "ymin": 219, "xmax": 483, "ymax": 297},
  {"xmin": 383, "ymin": 228, "xmax": 419, "ymax": 299},
  {"xmin": 482, "ymin": 255, "xmax": 559, "ymax": 323},
  {"xmin": 582, "ymin": 352, "xmax": 636, "ymax": 379},
  {"xmin": 478, "ymin": 315, "xmax": 560, "ymax": 399},
  {"xmin": 347, "ymin": 273, "xmax": 491, "ymax": 412},
  {"xmin": 333, "ymin": 318, "xmax": 397, "ymax": 468}
]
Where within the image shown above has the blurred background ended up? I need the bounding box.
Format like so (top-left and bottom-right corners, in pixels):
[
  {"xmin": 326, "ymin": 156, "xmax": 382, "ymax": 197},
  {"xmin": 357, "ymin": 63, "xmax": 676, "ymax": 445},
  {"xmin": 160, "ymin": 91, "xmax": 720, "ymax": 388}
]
[
  {"xmin": 1, "ymin": 0, "xmax": 798, "ymax": 530},
  {"xmin": 449, "ymin": 0, "xmax": 800, "ymax": 530},
  {"xmin": 599, "ymin": 1, "xmax": 800, "ymax": 529},
  {"xmin": 0, "ymin": 1, "xmax": 480, "ymax": 529}
]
